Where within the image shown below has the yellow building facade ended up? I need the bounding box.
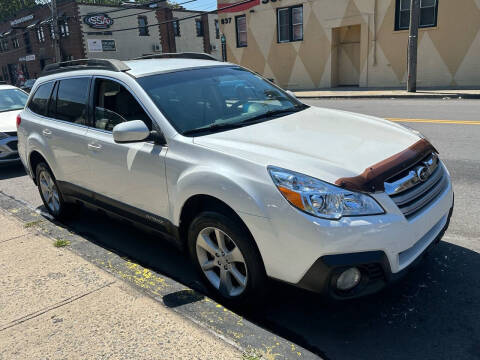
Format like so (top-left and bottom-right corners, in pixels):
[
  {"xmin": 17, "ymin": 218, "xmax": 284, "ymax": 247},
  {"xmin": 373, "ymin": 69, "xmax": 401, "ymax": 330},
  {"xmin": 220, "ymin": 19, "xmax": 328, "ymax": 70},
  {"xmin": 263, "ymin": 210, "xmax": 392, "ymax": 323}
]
[{"xmin": 218, "ymin": 0, "xmax": 480, "ymax": 89}]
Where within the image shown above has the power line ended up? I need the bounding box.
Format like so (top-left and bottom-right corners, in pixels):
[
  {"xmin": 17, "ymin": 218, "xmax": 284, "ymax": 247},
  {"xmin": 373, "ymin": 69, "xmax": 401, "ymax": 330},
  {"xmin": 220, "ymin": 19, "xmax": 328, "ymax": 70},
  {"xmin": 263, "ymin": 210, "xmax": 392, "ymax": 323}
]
[
  {"xmin": 187, "ymin": 1, "xmax": 218, "ymax": 12},
  {"xmin": 88, "ymin": 0, "xmax": 168, "ymax": 15},
  {"xmin": 89, "ymin": 0, "xmax": 255, "ymax": 34},
  {"xmin": 111, "ymin": 0, "xmax": 197, "ymax": 19}
]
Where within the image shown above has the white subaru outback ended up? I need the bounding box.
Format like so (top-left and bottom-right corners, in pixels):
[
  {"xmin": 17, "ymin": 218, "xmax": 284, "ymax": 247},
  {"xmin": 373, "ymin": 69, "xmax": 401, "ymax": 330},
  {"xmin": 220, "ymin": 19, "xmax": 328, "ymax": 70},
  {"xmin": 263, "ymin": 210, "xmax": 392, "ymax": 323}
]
[{"xmin": 17, "ymin": 55, "xmax": 454, "ymax": 303}]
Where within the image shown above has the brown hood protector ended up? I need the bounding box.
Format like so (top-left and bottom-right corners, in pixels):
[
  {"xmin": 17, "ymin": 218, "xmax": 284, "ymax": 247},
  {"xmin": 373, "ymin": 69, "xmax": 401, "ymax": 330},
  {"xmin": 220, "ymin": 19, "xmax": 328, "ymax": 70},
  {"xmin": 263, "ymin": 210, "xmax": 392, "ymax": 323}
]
[{"xmin": 335, "ymin": 139, "xmax": 437, "ymax": 193}]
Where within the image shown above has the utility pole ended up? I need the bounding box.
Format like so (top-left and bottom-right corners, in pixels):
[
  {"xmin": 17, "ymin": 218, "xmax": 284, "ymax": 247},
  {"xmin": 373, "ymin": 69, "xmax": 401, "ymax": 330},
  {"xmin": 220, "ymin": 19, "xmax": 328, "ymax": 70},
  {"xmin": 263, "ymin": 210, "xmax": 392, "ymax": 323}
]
[
  {"xmin": 407, "ymin": 0, "xmax": 420, "ymax": 92},
  {"xmin": 50, "ymin": 0, "xmax": 61, "ymax": 62}
]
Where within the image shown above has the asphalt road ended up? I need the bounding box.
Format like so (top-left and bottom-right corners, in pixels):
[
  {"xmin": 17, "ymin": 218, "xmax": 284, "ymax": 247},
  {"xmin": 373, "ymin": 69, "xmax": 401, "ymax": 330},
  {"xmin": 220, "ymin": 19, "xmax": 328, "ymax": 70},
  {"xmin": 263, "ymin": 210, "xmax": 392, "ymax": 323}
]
[{"xmin": 1, "ymin": 99, "xmax": 479, "ymax": 360}]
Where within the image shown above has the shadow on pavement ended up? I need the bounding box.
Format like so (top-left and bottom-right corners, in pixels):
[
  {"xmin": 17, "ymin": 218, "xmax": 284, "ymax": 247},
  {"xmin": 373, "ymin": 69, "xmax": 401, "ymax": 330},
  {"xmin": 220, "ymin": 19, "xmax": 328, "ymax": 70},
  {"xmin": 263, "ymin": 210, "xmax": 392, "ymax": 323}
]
[
  {"xmin": 0, "ymin": 163, "xmax": 26, "ymax": 180},
  {"xmin": 48, "ymin": 204, "xmax": 479, "ymax": 360}
]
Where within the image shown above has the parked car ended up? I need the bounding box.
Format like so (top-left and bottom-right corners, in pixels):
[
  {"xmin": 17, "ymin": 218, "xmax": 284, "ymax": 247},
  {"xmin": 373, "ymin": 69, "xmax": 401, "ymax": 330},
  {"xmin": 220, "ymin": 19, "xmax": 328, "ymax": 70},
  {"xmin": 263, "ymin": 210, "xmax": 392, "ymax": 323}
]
[
  {"xmin": 0, "ymin": 85, "xmax": 28, "ymax": 165},
  {"xmin": 17, "ymin": 55, "xmax": 454, "ymax": 304},
  {"xmin": 21, "ymin": 79, "xmax": 37, "ymax": 93}
]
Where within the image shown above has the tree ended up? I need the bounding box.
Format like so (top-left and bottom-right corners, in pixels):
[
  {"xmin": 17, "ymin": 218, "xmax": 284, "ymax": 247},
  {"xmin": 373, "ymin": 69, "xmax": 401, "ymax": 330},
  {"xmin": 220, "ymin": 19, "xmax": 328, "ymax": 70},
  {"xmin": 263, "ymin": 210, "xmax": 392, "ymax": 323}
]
[{"xmin": 0, "ymin": 0, "xmax": 37, "ymax": 22}]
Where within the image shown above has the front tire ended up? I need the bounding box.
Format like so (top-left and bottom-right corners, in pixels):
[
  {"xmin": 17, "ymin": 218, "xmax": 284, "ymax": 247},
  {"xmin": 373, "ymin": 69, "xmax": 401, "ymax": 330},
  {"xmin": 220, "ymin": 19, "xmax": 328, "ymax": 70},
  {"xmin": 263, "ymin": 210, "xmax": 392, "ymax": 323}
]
[
  {"xmin": 35, "ymin": 162, "xmax": 71, "ymax": 220},
  {"xmin": 188, "ymin": 211, "xmax": 267, "ymax": 305}
]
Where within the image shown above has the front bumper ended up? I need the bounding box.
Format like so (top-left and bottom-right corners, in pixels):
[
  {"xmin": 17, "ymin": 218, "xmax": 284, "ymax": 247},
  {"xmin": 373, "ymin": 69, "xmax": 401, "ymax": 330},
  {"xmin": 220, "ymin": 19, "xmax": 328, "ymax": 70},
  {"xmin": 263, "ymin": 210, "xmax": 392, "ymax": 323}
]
[
  {"xmin": 0, "ymin": 135, "xmax": 19, "ymax": 164},
  {"xmin": 297, "ymin": 203, "xmax": 453, "ymax": 299}
]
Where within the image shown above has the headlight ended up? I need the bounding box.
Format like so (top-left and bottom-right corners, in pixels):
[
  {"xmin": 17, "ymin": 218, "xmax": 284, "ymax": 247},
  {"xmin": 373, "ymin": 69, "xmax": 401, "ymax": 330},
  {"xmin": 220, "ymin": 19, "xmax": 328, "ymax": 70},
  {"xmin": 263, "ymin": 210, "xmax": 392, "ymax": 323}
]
[
  {"xmin": 268, "ymin": 166, "xmax": 384, "ymax": 220},
  {"xmin": 0, "ymin": 132, "xmax": 8, "ymax": 140}
]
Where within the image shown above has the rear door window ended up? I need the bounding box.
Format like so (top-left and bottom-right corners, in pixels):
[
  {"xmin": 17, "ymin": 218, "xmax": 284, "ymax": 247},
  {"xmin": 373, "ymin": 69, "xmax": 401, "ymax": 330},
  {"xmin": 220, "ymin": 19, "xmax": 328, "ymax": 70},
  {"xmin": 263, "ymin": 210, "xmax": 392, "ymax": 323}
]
[
  {"xmin": 28, "ymin": 82, "xmax": 54, "ymax": 116},
  {"xmin": 51, "ymin": 78, "xmax": 90, "ymax": 125}
]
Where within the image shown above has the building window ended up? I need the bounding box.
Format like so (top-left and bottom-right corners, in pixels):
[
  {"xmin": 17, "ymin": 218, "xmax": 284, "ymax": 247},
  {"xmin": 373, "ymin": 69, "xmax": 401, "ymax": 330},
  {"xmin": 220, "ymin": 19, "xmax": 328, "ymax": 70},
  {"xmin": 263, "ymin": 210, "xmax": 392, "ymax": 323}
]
[
  {"xmin": 235, "ymin": 15, "xmax": 247, "ymax": 47},
  {"xmin": 395, "ymin": 0, "xmax": 439, "ymax": 30},
  {"xmin": 50, "ymin": 24, "xmax": 56, "ymax": 39},
  {"xmin": 173, "ymin": 19, "xmax": 180, "ymax": 37},
  {"xmin": 214, "ymin": 19, "xmax": 220, "ymax": 39},
  {"xmin": 1, "ymin": 39, "xmax": 9, "ymax": 51},
  {"xmin": 12, "ymin": 37, "xmax": 20, "ymax": 48},
  {"xmin": 23, "ymin": 32, "xmax": 31, "ymax": 53},
  {"xmin": 277, "ymin": 5, "xmax": 303, "ymax": 43},
  {"xmin": 195, "ymin": 19, "xmax": 204, "ymax": 37},
  {"xmin": 59, "ymin": 20, "xmax": 70, "ymax": 37},
  {"xmin": 138, "ymin": 16, "xmax": 149, "ymax": 36},
  {"xmin": 36, "ymin": 27, "xmax": 46, "ymax": 43},
  {"xmin": 1, "ymin": 66, "xmax": 8, "ymax": 81}
]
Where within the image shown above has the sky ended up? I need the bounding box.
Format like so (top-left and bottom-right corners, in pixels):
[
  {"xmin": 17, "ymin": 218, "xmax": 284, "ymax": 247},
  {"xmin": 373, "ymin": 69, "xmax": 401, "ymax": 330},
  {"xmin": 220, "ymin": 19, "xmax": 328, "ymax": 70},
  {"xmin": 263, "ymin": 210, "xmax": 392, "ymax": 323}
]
[{"xmin": 172, "ymin": 0, "xmax": 218, "ymax": 11}]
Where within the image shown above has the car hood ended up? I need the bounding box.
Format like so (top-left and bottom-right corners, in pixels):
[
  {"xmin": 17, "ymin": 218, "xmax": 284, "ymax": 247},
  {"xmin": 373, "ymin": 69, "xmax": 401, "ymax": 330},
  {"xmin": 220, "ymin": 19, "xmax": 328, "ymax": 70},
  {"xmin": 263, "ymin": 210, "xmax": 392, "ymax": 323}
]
[
  {"xmin": 0, "ymin": 109, "xmax": 21, "ymax": 133},
  {"xmin": 193, "ymin": 106, "xmax": 421, "ymax": 184}
]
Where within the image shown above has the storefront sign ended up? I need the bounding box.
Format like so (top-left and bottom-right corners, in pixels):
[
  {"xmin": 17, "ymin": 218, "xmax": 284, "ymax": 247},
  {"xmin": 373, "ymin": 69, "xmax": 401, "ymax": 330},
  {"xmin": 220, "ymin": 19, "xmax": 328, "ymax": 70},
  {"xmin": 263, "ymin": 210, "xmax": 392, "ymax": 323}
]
[
  {"xmin": 83, "ymin": 13, "xmax": 114, "ymax": 29},
  {"xmin": 101, "ymin": 40, "xmax": 116, "ymax": 51},
  {"xmin": 11, "ymin": 14, "xmax": 34, "ymax": 27},
  {"xmin": 87, "ymin": 39, "xmax": 103, "ymax": 52},
  {"xmin": 87, "ymin": 39, "xmax": 116, "ymax": 52},
  {"xmin": 19, "ymin": 55, "xmax": 36, "ymax": 62}
]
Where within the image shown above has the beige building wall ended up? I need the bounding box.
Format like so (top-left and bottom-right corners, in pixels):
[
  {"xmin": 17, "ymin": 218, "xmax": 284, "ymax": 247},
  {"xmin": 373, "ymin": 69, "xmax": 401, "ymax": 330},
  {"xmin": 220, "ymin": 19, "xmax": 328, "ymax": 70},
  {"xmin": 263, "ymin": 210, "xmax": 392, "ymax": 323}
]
[
  {"xmin": 79, "ymin": 5, "xmax": 162, "ymax": 60},
  {"xmin": 172, "ymin": 10, "xmax": 205, "ymax": 54},
  {"xmin": 218, "ymin": 0, "xmax": 480, "ymax": 89}
]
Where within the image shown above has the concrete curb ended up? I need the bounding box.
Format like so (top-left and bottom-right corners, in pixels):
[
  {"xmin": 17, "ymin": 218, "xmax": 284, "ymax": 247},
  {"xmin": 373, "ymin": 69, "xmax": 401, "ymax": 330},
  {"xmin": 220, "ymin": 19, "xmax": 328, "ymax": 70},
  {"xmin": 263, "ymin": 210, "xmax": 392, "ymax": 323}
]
[
  {"xmin": 295, "ymin": 94, "xmax": 480, "ymax": 100},
  {"xmin": 0, "ymin": 191, "xmax": 322, "ymax": 360}
]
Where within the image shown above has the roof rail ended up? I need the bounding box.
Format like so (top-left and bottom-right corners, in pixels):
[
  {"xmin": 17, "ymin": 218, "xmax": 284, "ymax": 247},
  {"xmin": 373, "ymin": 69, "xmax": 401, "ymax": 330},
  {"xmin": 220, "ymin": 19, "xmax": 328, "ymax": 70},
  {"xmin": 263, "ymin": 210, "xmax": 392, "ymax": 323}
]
[
  {"xmin": 40, "ymin": 59, "xmax": 131, "ymax": 77},
  {"xmin": 132, "ymin": 52, "xmax": 219, "ymax": 61}
]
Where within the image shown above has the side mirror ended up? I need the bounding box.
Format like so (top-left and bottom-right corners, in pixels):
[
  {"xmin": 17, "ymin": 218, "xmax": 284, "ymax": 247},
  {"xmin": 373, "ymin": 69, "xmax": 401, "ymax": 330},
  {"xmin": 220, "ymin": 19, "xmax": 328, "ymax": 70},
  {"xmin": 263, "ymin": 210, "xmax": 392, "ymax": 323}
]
[
  {"xmin": 113, "ymin": 120, "xmax": 150, "ymax": 143},
  {"xmin": 286, "ymin": 90, "xmax": 298, "ymax": 99}
]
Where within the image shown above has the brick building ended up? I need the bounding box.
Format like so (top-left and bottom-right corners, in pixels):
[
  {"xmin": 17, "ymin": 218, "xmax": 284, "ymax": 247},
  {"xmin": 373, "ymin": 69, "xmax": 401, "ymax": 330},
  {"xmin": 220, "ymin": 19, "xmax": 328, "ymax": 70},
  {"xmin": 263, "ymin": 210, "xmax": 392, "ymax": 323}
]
[{"xmin": 0, "ymin": 1, "xmax": 220, "ymax": 86}]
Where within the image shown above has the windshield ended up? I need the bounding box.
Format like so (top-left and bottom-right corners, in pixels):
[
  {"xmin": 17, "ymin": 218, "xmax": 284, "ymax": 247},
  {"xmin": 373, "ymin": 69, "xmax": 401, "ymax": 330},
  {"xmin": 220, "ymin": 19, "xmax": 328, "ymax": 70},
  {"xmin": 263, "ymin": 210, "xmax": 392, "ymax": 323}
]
[
  {"xmin": 138, "ymin": 66, "xmax": 306, "ymax": 136},
  {"xmin": 0, "ymin": 89, "xmax": 28, "ymax": 113}
]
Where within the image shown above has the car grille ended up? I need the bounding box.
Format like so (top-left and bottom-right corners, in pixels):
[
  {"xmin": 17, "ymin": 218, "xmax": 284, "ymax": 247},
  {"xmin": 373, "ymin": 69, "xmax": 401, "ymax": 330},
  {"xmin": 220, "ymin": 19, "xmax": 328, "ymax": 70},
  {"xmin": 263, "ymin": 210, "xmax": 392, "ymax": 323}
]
[
  {"xmin": 385, "ymin": 153, "xmax": 448, "ymax": 219},
  {"xmin": 5, "ymin": 132, "xmax": 17, "ymax": 137},
  {"xmin": 7, "ymin": 141, "xmax": 18, "ymax": 151}
]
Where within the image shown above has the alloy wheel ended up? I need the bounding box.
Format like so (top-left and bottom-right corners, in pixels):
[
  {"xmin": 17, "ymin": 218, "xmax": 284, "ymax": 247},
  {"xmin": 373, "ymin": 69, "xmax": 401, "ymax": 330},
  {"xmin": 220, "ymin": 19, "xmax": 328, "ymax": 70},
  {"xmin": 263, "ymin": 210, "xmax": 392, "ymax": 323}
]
[
  {"xmin": 196, "ymin": 227, "xmax": 248, "ymax": 297},
  {"xmin": 39, "ymin": 170, "xmax": 60, "ymax": 214}
]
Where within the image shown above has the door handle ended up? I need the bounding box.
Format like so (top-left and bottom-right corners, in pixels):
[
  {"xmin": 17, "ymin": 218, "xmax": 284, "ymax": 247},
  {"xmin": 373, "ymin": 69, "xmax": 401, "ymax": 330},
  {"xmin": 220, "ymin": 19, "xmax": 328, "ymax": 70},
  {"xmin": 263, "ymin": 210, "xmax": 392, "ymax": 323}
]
[
  {"xmin": 87, "ymin": 143, "xmax": 102, "ymax": 151},
  {"xmin": 42, "ymin": 129, "xmax": 52, "ymax": 136}
]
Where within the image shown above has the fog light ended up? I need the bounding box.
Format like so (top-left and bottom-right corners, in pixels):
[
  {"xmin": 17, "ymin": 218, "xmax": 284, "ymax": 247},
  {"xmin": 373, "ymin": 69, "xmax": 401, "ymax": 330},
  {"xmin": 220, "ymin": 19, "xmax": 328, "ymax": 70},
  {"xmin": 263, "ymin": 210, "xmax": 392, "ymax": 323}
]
[{"xmin": 336, "ymin": 267, "xmax": 361, "ymax": 291}]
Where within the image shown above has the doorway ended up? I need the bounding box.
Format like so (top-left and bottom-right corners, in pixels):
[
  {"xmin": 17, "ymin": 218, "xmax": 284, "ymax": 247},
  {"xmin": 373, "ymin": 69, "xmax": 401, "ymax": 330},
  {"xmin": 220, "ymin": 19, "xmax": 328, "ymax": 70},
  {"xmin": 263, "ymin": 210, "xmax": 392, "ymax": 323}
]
[{"xmin": 334, "ymin": 25, "xmax": 361, "ymax": 87}]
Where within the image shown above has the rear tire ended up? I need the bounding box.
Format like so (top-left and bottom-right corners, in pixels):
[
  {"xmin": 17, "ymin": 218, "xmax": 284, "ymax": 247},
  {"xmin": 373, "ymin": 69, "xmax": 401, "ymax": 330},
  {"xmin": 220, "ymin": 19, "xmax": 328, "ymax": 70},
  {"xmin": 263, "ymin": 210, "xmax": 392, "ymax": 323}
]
[
  {"xmin": 35, "ymin": 162, "xmax": 72, "ymax": 220},
  {"xmin": 188, "ymin": 211, "xmax": 267, "ymax": 306}
]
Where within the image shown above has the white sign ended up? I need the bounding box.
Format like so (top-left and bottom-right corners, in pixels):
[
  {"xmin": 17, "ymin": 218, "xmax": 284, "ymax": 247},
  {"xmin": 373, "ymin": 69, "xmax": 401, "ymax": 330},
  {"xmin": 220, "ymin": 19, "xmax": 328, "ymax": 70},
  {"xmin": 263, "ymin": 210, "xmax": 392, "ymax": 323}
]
[
  {"xmin": 87, "ymin": 39, "xmax": 103, "ymax": 52},
  {"xmin": 87, "ymin": 39, "xmax": 116, "ymax": 52},
  {"xmin": 11, "ymin": 14, "xmax": 34, "ymax": 27},
  {"xmin": 19, "ymin": 54, "xmax": 36, "ymax": 62}
]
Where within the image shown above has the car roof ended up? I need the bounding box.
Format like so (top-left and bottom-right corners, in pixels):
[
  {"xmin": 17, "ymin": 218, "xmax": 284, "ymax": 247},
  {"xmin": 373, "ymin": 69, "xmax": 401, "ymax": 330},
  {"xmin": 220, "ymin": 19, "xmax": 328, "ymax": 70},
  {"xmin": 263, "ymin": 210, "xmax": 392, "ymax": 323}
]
[{"xmin": 123, "ymin": 58, "xmax": 232, "ymax": 77}]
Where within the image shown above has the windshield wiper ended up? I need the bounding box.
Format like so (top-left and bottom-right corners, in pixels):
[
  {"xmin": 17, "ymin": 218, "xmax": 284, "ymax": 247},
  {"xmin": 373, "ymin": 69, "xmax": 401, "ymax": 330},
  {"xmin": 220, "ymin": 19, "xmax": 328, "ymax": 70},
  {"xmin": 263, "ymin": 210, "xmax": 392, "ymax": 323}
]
[
  {"xmin": 182, "ymin": 121, "xmax": 245, "ymax": 136},
  {"xmin": 239, "ymin": 105, "xmax": 307, "ymax": 125},
  {"xmin": 182, "ymin": 104, "xmax": 308, "ymax": 136}
]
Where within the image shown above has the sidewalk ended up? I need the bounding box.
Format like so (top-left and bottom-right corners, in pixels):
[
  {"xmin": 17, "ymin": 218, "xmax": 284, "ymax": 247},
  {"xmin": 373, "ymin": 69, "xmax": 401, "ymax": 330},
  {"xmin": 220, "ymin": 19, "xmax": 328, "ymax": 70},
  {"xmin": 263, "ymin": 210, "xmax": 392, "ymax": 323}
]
[
  {"xmin": 293, "ymin": 88, "xmax": 480, "ymax": 99},
  {"xmin": 0, "ymin": 211, "xmax": 241, "ymax": 360}
]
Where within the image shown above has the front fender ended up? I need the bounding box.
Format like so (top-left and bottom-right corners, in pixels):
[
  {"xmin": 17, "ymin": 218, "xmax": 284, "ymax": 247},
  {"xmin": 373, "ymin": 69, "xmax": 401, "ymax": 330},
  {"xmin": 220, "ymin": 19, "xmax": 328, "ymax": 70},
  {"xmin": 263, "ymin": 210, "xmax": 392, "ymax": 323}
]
[{"xmin": 171, "ymin": 166, "xmax": 269, "ymax": 226}]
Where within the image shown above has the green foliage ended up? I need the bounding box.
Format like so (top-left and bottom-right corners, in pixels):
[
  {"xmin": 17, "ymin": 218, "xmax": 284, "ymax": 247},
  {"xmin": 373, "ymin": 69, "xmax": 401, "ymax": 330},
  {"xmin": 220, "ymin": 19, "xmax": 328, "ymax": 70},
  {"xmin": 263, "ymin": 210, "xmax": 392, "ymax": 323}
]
[
  {"xmin": 53, "ymin": 239, "xmax": 70, "ymax": 247},
  {"xmin": 0, "ymin": 0, "xmax": 37, "ymax": 22}
]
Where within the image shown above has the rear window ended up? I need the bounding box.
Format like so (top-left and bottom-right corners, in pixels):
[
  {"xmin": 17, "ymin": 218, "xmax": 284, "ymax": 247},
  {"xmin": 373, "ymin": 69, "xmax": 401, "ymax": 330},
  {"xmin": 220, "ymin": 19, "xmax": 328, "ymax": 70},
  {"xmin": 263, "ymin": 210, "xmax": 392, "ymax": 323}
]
[
  {"xmin": 28, "ymin": 82, "xmax": 54, "ymax": 116},
  {"xmin": 52, "ymin": 78, "xmax": 90, "ymax": 125}
]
